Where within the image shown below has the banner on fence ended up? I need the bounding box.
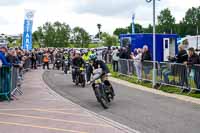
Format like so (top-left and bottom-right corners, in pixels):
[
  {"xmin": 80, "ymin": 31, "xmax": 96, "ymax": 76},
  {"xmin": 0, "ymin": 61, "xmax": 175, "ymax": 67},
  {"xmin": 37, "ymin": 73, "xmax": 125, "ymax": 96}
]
[{"xmin": 22, "ymin": 10, "xmax": 35, "ymax": 50}]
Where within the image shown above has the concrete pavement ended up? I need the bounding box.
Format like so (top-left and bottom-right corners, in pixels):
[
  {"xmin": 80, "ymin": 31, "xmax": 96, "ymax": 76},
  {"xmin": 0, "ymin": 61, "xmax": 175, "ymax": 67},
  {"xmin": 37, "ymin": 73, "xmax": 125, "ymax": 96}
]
[{"xmin": 0, "ymin": 69, "xmax": 136, "ymax": 133}]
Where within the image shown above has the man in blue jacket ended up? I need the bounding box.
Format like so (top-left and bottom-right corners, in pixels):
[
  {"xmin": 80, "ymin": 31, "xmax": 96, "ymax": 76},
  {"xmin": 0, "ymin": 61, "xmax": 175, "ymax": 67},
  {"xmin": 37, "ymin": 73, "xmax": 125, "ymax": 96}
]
[
  {"xmin": 0, "ymin": 46, "xmax": 11, "ymax": 67},
  {"xmin": 0, "ymin": 46, "xmax": 11, "ymax": 100}
]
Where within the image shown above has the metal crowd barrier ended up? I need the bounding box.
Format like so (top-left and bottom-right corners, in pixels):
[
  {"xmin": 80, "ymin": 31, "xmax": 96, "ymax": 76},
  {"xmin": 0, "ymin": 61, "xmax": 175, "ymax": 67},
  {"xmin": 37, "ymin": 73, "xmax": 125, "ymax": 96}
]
[
  {"xmin": 0, "ymin": 66, "xmax": 12, "ymax": 101},
  {"xmin": 0, "ymin": 66, "xmax": 23, "ymax": 101},
  {"xmin": 11, "ymin": 66, "xmax": 23, "ymax": 99},
  {"xmin": 118, "ymin": 59, "xmax": 158, "ymax": 82},
  {"xmin": 117, "ymin": 59, "xmax": 200, "ymax": 93},
  {"xmin": 103, "ymin": 53, "xmax": 112, "ymax": 64}
]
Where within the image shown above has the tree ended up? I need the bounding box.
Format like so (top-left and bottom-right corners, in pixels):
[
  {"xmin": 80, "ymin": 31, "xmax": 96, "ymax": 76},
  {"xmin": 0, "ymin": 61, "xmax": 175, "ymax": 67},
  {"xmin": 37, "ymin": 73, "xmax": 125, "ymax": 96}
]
[
  {"xmin": 72, "ymin": 27, "xmax": 91, "ymax": 48},
  {"xmin": 53, "ymin": 21, "xmax": 71, "ymax": 47},
  {"xmin": 157, "ymin": 8, "xmax": 175, "ymax": 33},
  {"xmin": 183, "ymin": 7, "xmax": 200, "ymax": 25},
  {"xmin": 33, "ymin": 26, "xmax": 43, "ymax": 47},
  {"xmin": 127, "ymin": 23, "xmax": 143, "ymax": 33},
  {"xmin": 143, "ymin": 24, "xmax": 153, "ymax": 33},
  {"xmin": 33, "ymin": 22, "xmax": 71, "ymax": 48},
  {"xmin": 102, "ymin": 32, "xmax": 118, "ymax": 46},
  {"xmin": 179, "ymin": 6, "xmax": 200, "ymax": 36},
  {"xmin": 113, "ymin": 28, "xmax": 129, "ymax": 37}
]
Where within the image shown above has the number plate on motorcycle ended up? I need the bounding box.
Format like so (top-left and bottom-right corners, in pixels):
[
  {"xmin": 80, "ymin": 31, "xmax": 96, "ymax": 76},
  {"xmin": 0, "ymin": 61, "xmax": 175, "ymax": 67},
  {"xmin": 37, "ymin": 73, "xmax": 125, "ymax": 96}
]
[{"xmin": 95, "ymin": 79, "xmax": 101, "ymax": 83}]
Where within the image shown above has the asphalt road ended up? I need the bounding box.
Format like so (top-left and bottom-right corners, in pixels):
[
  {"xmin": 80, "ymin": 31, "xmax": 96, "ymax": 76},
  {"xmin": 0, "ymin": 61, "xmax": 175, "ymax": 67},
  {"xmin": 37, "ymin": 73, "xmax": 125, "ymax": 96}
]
[{"xmin": 43, "ymin": 70, "xmax": 200, "ymax": 133}]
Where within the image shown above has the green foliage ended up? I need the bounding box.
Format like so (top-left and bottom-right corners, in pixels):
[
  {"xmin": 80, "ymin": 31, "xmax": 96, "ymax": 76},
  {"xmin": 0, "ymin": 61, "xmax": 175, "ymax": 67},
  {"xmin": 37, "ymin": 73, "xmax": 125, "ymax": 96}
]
[
  {"xmin": 113, "ymin": 28, "xmax": 129, "ymax": 37},
  {"xmin": 157, "ymin": 8, "xmax": 175, "ymax": 33},
  {"xmin": 102, "ymin": 33, "xmax": 118, "ymax": 46},
  {"xmin": 33, "ymin": 22, "xmax": 71, "ymax": 48},
  {"xmin": 127, "ymin": 23, "xmax": 143, "ymax": 33},
  {"xmin": 72, "ymin": 27, "xmax": 91, "ymax": 48}
]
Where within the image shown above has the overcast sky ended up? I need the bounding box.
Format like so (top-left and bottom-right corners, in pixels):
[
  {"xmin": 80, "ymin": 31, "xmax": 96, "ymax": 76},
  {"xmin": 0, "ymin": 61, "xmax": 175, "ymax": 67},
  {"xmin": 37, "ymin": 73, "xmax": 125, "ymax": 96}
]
[{"xmin": 0, "ymin": 0, "xmax": 199, "ymax": 35}]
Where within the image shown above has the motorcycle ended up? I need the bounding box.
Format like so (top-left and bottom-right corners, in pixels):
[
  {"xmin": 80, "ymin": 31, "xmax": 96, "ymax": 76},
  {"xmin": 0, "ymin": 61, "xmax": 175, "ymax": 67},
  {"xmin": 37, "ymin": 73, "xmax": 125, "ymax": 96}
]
[
  {"xmin": 64, "ymin": 59, "xmax": 70, "ymax": 74},
  {"xmin": 90, "ymin": 68, "xmax": 115, "ymax": 109},
  {"xmin": 55, "ymin": 58, "xmax": 62, "ymax": 70},
  {"xmin": 74, "ymin": 67, "xmax": 86, "ymax": 88}
]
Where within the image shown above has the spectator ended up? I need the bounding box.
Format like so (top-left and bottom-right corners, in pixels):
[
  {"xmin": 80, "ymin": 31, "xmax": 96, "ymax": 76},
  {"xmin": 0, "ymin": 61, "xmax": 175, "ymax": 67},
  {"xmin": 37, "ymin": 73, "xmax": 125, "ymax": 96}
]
[
  {"xmin": 118, "ymin": 47, "xmax": 129, "ymax": 74},
  {"xmin": 119, "ymin": 47, "xmax": 130, "ymax": 59},
  {"xmin": 111, "ymin": 47, "xmax": 119, "ymax": 72},
  {"xmin": 6, "ymin": 49, "xmax": 20, "ymax": 65},
  {"xmin": 184, "ymin": 47, "xmax": 200, "ymax": 66},
  {"xmin": 168, "ymin": 44, "xmax": 188, "ymax": 63},
  {"xmin": 31, "ymin": 50, "xmax": 37, "ymax": 69},
  {"xmin": 142, "ymin": 45, "xmax": 152, "ymax": 80},
  {"xmin": 163, "ymin": 44, "xmax": 189, "ymax": 84},
  {"xmin": 131, "ymin": 48, "xmax": 142, "ymax": 82},
  {"xmin": 0, "ymin": 46, "xmax": 11, "ymax": 66},
  {"xmin": 43, "ymin": 51, "xmax": 50, "ymax": 70}
]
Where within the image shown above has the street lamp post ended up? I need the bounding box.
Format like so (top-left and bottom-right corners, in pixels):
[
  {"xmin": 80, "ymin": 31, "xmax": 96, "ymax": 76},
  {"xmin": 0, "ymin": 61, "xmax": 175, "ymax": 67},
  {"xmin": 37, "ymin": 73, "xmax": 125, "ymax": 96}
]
[
  {"xmin": 146, "ymin": 0, "xmax": 159, "ymax": 88},
  {"xmin": 197, "ymin": 26, "xmax": 199, "ymax": 50}
]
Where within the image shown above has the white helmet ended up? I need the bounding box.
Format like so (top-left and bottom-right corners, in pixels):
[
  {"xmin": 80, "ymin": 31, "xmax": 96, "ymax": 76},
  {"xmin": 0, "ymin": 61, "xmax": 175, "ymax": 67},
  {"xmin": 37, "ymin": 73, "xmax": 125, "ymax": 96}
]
[{"xmin": 76, "ymin": 50, "xmax": 81, "ymax": 55}]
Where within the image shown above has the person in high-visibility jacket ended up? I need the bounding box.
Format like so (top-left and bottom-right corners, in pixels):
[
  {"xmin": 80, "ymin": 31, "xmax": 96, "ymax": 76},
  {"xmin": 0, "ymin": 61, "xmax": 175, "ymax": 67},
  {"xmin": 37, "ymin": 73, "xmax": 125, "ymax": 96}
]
[{"xmin": 82, "ymin": 49, "xmax": 93, "ymax": 83}]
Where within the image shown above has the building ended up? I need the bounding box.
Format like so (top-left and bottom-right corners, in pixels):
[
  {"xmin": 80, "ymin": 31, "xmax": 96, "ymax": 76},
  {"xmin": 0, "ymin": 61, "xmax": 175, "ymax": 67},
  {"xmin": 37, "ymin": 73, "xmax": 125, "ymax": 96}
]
[
  {"xmin": 120, "ymin": 33, "xmax": 178, "ymax": 62},
  {"xmin": 0, "ymin": 34, "xmax": 8, "ymax": 47}
]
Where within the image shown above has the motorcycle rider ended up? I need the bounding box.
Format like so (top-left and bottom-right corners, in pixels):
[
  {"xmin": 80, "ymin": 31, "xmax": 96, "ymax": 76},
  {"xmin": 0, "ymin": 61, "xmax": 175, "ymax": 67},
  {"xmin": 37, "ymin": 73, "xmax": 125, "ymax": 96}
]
[
  {"xmin": 89, "ymin": 54, "xmax": 115, "ymax": 96},
  {"xmin": 72, "ymin": 51, "xmax": 85, "ymax": 83},
  {"xmin": 63, "ymin": 50, "xmax": 71, "ymax": 72},
  {"xmin": 53, "ymin": 50, "xmax": 63, "ymax": 69}
]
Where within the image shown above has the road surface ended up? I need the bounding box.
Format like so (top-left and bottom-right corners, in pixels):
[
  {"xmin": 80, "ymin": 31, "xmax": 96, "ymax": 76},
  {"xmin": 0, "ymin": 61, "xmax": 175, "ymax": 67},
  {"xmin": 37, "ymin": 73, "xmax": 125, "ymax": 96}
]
[{"xmin": 43, "ymin": 70, "xmax": 200, "ymax": 133}]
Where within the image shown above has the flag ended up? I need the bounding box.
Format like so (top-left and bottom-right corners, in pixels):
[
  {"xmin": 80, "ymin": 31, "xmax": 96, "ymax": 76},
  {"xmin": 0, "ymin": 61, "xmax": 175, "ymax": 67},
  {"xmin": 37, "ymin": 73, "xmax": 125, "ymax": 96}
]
[
  {"xmin": 132, "ymin": 14, "xmax": 135, "ymax": 34},
  {"xmin": 22, "ymin": 10, "xmax": 35, "ymax": 50}
]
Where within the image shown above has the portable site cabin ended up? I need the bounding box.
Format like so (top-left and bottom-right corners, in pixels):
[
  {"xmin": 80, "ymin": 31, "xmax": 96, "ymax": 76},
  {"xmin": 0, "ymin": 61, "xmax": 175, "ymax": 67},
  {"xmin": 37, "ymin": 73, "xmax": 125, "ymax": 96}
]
[{"xmin": 119, "ymin": 33, "xmax": 178, "ymax": 62}]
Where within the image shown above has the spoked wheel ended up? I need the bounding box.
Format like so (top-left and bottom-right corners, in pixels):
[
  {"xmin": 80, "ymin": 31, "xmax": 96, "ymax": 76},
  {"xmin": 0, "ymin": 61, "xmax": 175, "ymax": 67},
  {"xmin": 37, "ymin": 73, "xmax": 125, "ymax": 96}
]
[
  {"xmin": 99, "ymin": 97, "xmax": 109, "ymax": 109},
  {"xmin": 75, "ymin": 75, "xmax": 79, "ymax": 85},
  {"xmin": 64, "ymin": 67, "xmax": 68, "ymax": 74},
  {"xmin": 81, "ymin": 75, "xmax": 86, "ymax": 88},
  {"xmin": 94, "ymin": 87, "xmax": 101, "ymax": 102},
  {"xmin": 81, "ymin": 80, "xmax": 85, "ymax": 88}
]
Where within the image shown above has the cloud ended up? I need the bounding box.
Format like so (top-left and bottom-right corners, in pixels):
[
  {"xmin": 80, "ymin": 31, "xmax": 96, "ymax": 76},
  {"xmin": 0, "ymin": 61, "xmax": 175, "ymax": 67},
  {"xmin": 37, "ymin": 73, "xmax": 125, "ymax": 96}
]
[
  {"xmin": 73, "ymin": 0, "xmax": 147, "ymax": 17},
  {"xmin": 0, "ymin": 0, "xmax": 24, "ymax": 6},
  {"xmin": 0, "ymin": 0, "xmax": 200, "ymax": 35},
  {"xmin": 0, "ymin": 16, "xmax": 9, "ymax": 25}
]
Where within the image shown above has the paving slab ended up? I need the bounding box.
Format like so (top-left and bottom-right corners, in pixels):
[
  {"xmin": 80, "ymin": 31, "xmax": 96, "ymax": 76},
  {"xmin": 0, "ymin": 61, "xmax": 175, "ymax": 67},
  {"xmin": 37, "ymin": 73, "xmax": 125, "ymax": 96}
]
[{"xmin": 0, "ymin": 69, "xmax": 137, "ymax": 133}]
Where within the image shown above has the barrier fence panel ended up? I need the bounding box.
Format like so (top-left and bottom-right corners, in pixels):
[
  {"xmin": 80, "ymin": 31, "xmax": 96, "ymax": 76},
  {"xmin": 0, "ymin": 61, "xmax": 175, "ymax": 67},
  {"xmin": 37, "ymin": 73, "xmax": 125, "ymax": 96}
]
[
  {"xmin": 192, "ymin": 65, "xmax": 200, "ymax": 92},
  {"xmin": 142, "ymin": 60, "xmax": 158, "ymax": 82},
  {"xmin": 158, "ymin": 62, "xmax": 190, "ymax": 91},
  {"xmin": 118, "ymin": 59, "xmax": 159, "ymax": 82},
  {"xmin": 118, "ymin": 59, "xmax": 129, "ymax": 75},
  {"xmin": 11, "ymin": 66, "xmax": 23, "ymax": 97},
  {"xmin": 117, "ymin": 59, "xmax": 200, "ymax": 92},
  {"xmin": 0, "ymin": 66, "xmax": 12, "ymax": 101}
]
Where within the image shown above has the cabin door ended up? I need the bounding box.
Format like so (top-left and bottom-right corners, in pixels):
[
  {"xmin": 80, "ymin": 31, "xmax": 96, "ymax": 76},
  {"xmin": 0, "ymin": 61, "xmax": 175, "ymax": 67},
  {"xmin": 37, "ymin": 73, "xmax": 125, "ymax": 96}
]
[{"xmin": 163, "ymin": 38, "xmax": 170, "ymax": 61}]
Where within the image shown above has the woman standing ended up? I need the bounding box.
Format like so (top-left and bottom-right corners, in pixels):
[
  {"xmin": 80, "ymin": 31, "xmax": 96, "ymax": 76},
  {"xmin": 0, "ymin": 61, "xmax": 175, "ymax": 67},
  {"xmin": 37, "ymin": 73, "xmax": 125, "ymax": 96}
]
[{"xmin": 131, "ymin": 48, "xmax": 142, "ymax": 82}]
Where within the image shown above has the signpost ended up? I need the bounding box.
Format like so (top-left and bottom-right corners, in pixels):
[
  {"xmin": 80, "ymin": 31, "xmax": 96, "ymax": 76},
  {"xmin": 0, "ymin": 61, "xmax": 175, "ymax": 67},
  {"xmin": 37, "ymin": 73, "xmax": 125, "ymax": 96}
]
[
  {"xmin": 146, "ymin": 0, "xmax": 160, "ymax": 88},
  {"xmin": 22, "ymin": 10, "xmax": 35, "ymax": 50}
]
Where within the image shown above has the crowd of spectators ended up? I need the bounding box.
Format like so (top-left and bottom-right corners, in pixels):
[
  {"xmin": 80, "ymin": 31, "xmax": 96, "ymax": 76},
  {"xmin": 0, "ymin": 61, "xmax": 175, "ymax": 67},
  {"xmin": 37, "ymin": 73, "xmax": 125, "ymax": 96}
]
[{"xmin": 106, "ymin": 41, "xmax": 200, "ymax": 91}]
